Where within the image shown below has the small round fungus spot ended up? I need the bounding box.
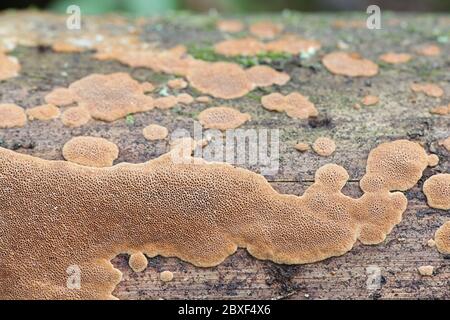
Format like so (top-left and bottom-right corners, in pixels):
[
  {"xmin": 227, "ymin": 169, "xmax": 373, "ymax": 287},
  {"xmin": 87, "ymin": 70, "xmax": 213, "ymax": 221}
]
[
  {"xmin": 176, "ymin": 93, "xmax": 194, "ymax": 105},
  {"xmin": 430, "ymin": 104, "xmax": 450, "ymax": 115},
  {"xmin": 196, "ymin": 96, "xmax": 211, "ymax": 103},
  {"xmin": 26, "ymin": 104, "xmax": 60, "ymax": 121},
  {"xmin": 214, "ymin": 38, "xmax": 266, "ymax": 56},
  {"xmin": 245, "ymin": 65, "xmax": 290, "ymax": 87},
  {"xmin": 160, "ymin": 271, "xmax": 174, "ymax": 282},
  {"xmin": 167, "ymin": 78, "xmax": 188, "ymax": 90},
  {"xmin": 140, "ymin": 82, "xmax": 155, "ymax": 93},
  {"xmin": 438, "ymin": 137, "xmax": 450, "ymax": 152},
  {"xmin": 361, "ymin": 95, "xmax": 379, "ymax": 106},
  {"xmin": 427, "ymin": 154, "xmax": 439, "ymax": 167},
  {"xmin": 435, "ymin": 221, "xmax": 450, "ymax": 254},
  {"xmin": 418, "ymin": 265, "xmax": 434, "ymax": 276},
  {"xmin": 312, "ymin": 137, "xmax": 336, "ymax": 157},
  {"xmin": 0, "ymin": 53, "xmax": 20, "ymax": 80},
  {"xmin": 45, "ymin": 88, "xmax": 76, "ymax": 106},
  {"xmin": 187, "ymin": 62, "xmax": 253, "ymax": 99},
  {"xmin": 265, "ymin": 35, "xmax": 321, "ymax": 55},
  {"xmin": 295, "ymin": 142, "xmax": 310, "ymax": 152},
  {"xmin": 423, "ymin": 174, "xmax": 450, "ymax": 210},
  {"xmin": 417, "ymin": 45, "xmax": 441, "ymax": 56},
  {"xmin": 410, "ymin": 83, "xmax": 444, "ymax": 97},
  {"xmin": 62, "ymin": 136, "xmax": 119, "ymax": 167},
  {"xmin": 216, "ymin": 19, "xmax": 244, "ymax": 33},
  {"xmin": 249, "ymin": 21, "xmax": 283, "ymax": 39},
  {"xmin": 427, "ymin": 239, "xmax": 436, "ymax": 247},
  {"xmin": 0, "ymin": 103, "xmax": 26, "ymax": 128},
  {"xmin": 379, "ymin": 53, "xmax": 412, "ymax": 64},
  {"xmin": 128, "ymin": 252, "xmax": 148, "ymax": 273},
  {"xmin": 61, "ymin": 106, "xmax": 91, "ymax": 127},
  {"xmin": 154, "ymin": 96, "xmax": 178, "ymax": 109},
  {"xmin": 143, "ymin": 124, "xmax": 169, "ymax": 141},
  {"xmin": 198, "ymin": 106, "xmax": 250, "ymax": 130},
  {"xmin": 261, "ymin": 92, "xmax": 318, "ymax": 119},
  {"xmin": 322, "ymin": 51, "xmax": 378, "ymax": 77}
]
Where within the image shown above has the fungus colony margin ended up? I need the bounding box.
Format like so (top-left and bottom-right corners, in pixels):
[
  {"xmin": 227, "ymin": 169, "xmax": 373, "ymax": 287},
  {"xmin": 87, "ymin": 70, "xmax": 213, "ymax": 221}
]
[{"xmin": 0, "ymin": 139, "xmax": 431, "ymax": 299}]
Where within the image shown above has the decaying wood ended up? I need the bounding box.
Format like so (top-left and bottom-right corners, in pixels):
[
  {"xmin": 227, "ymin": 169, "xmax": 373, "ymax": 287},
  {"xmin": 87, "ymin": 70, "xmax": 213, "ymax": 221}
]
[{"xmin": 0, "ymin": 12, "xmax": 448, "ymax": 299}]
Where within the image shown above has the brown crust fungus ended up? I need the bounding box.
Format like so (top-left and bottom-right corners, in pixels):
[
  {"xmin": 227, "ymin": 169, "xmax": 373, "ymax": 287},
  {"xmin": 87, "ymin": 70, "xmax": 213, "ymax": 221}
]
[
  {"xmin": 435, "ymin": 222, "xmax": 450, "ymax": 254},
  {"xmin": 295, "ymin": 142, "xmax": 310, "ymax": 152},
  {"xmin": 198, "ymin": 106, "xmax": 251, "ymax": 130},
  {"xmin": 187, "ymin": 62, "xmax": 253, "ymax": 99},
  {"xmin": 312, "ymin": 137, "xmax": 336, "ymax": 157},
  {"xmin": 361, "ymin": 95, "xmax": 379, "ymax": 106},
  {"xmin": 45, "ymin": 88, "xmax": 77, "ymax": 106},
  {"xmin": 0, "ymin": 103, "xmax": 27, "ymax": 128},
  {"xmin": 245, "ymin": 65, "xmax": 290, "ymax": 87},
  {"xmin": 26, "ymin": 104, "xmax": 60, "ymax": 121},
  {"xmin": 167, "ymin": 78, "xmax": 188, "ymax": 90},
  {"xmin": 128, "ymin": 252, "xmax": 148, "ymax": 273},
  {"xmin": 143, "ymin": 124, "xmax": 169, "ymax": 141},
  {"xmin": 265, "ymin": 35, "xmax": 321, "ymax": 55},
  {"xmin": 379, "ymin": 53, "xmax": 412, "ymax": 64},
  {"xmin": 61, "ymin": 106, "xmax": 91, "ymax": 127},
  {"xmin": 216, "ymin": 19, "xmax": 244, "ymax": 33},
  {"xmin": 416, "ymin": 45, "xmax": 441, "ymax": 56},
  {"xmin": 410, "ymin": 83, "xmax": 444, "ymax": 98},
  {"xmin": 160, "ymin": 271, "xmax": 174, "ymax": 282},
  {"xmin": 423, "ymin": 174, "xmax": 450, "ymax": 210},
  {"xmin": 261, "ymin": 92, "xmax": 318, "ymax": 119},
  {"xmin": 62, "ymin": 136, "xmax": 119, "ymax": 167},
  {"xmin": 417, "ymin": 266, "xmax": 434, "ymax": 276},
  {"xmin": 0, "ymin": 53, "xmax": 20, "ymax": 80},
  {"xmin": 439, "ymin": 137, "xmax": 450, "ymax": 152},
  {"xmin": 430, "ymin": 104, "xmax": 450, "ymax": 115},
  {"xmin": 214, "ymin": 38, "xmax": 266, "ymax": 57},
  {"xmin": 322, "ymin": 51, "xmax": 379, "ymax": 77},
  {"xmin": 0, "ymin": 139, "xmax": 431, "ymax": 299},
  {"xmin": 249, "ymin": 21, "xmax": 283, "ymax": 39},
  {"xmin": 427, "ymin": 154, "xmax": 439, "ymax": 167}
]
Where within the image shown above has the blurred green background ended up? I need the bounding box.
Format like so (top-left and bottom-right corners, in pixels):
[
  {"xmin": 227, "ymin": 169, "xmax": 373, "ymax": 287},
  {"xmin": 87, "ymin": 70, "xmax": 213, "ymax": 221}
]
[{"xmin": 1, "ymin": 0, "xmax": 450, "ymax": 14}]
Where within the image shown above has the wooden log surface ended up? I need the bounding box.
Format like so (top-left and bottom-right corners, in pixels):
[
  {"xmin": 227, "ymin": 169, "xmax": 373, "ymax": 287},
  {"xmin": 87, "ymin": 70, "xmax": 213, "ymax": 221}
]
[{"xmin": 0, "ymin": 11, "xmax": 449, "ymax": 299}]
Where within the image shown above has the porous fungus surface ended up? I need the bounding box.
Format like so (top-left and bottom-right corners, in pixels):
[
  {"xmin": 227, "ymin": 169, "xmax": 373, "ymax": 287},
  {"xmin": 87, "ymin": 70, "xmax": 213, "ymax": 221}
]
[
  {"xmin": 410, "ymin": 83, "xmax": 444, "ymax": 97},
  {"xmin": 312, "ymin": 137, "xmax": 336, "ymax": 157},
  {"xmin": 361, "ymin": 95, "xmax": 379, "ymax": 106},
  {"xmin": 261, "ymin": 92, "xmax": 318, "ymax": 119},
  {"xmin": 418, "ymin": 266, "xmax": 434, "ymax": 276},
  {"xmin": 167, "ymin": 78, "xmax": 188, "ymax": 90},
  {"xmin": 423, "ymin": 174, "xmax": 450, "ymax": 210},
  {"xmin": 214, "ymin": 38, "xmax": 267, "ymax": 57},
  {"xmin": 249, "ymin": 21, "xmax": 283, "ymax": 39},
  {"xmin": 265, "ymin": 35, "xmax": 321, "ymax": 55},
  {"xmin": 45, "ymin": 88, "xmax": 77, "ymax": 106},
  {"xmin": 295, "ymin": 142, "xmax": 310, "ymax": 152},
  {"xmin": 216, "ymin": 19, "xmax": 244, "ymax": 33},
  {"xmin": 176, "ymin": 93, "xmax": 194, "ymax": 105},
  {"xmin": 0, "ymin": 53, "xmax": 20, "ymax": 80},
  {"xmin": 160, "ymin": 271, "xmax": 174, "ymax": 282},
  {"xmin": 61, "ymin": 106, "xmax": 91, "ymax": 127},
  {"xmin": 143, "ymin": 124, "xmax": 169, "ymax": 141},
  {"xmin": 198, "ymin": 106, "xmax": 250, "ymax": 130},
  {"xmin": 187, "ymin": 62, "xmax": 253, "ymax": 99},
  {"xmin": 322, "ymin": 51, "xmax": 379, "ymax": 77},
  {"xmin": 435, "ymin": 222, "xmax": 450, "ymax": 254},
  {"xmin": 62, "ymin": 136, "xmax": 119, "ymax": 167},
  {"xmin": 26, "ymin": 104, "xmax": 60, "ymax": 121},
  {"xmin": 379, "ymin": 53, "xmax": 412, "ymax": 64},
  {"xmin": 245, "ymin": 65, "xmax": 290, "ymax": 87},
  {"xmin": 0, "ymin": 103, "xmax": 27, "ymax": 128},
  {"xmin": 0, "ymin": 140, "xmax": 430, "ymax": 299},
  {"xmin": 128, "ymin": 252, "xmax": 148, "ymax": 273},
  {"xmin": 427, "ymin": 154, "xmax": 439, "ymax": 167}
]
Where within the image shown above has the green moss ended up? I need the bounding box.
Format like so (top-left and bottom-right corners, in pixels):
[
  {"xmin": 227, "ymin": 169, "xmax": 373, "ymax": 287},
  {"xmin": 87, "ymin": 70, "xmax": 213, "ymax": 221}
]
[{"xmin": 125, "ymin": 114, "xmax": 135, "ymax": 125}]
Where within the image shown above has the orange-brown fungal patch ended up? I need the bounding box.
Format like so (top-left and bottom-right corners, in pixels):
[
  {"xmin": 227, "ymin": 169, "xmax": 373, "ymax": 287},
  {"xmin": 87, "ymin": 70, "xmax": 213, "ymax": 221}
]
[
  {"xmin": 361, "ymin": 95, "xmax": 379, "ymax": 106},
  {"xmin": 439, "ymin": 137, "xmax": 450, "ymax": 152},
  {"xmin": 160, "ymin": 271, "xmax": 174, "ymax": 282},
  {"xmin": 435, "ymin": 222, "xmax": 450, "ymax": 254},
  {"xmin": 295, "ymin": 142, "xmax": 310, "ymax": 152},
  {"xmin": 245, "ymin": 65, "xmax": 290, "ymax": 87},
  {"xmin": 261, "ymin": 92, "xmax": 318, "ymax": 119},
  {"xmin": 418, "ymin": 266, "xmax": 434, "ymax": 276},
  {"xmin": 417, "ymin": 45, "xmax": 441, "ymax": 56},
  {"xmin": 196, "ymin": 96, "xmax": 211, "ymax": 103},
  {"xmin": 0, "ymin": 53, "xmax": 20, "ymax": 80},
  {"xmin": 198, "ymin": 106, "xmax": 250, "ymax": 130},
  {"xmin": 430, "ymin": 104, "xmax": 450, "ymax": 115},
  {"xmin": 128, "ymin": 252, "xmax": 148, "ymax": 272},
  {"xmin": 0, "ymin": 139, "xmax": 430, "ymax": 299},
  {"xmin": 167, "ymin": 78, "xmax": 188, "ymax": 90},
  {"xmin": 0, "ymin": 103, "xmax": 27, "ymax": 128},
  {"xmin": 322, "ymin": 51, "xmax": 378, "ymax": 77},
  {"xmin": 427, "ymin": 154, "xmax": 439, "ymax": 167},
  {"xmin": 379, "ymin": 53, "xmax": 412, "ymax": 64},
  {"xmin": 214, "ymin": 38, "xmax": 266, "ymax": 57},
  {"xmin": 45, "ymin": 88, "xmax": 77, "ymax": 106},
  {"xmin": 216, "ymin": 19, "xmax": 244, "ymax": 33},
  {"xmin": 154, "ymin": 96, "xmax": 178, "ymax": 109},
  {"xmin": 423, "ymin": 174, "xmax": 450, "ymax": 210},
  {"xmin": 187, "ymin": 62, "xmax": 253, "ymax": 99},
  {"xmin": 62, "ymin": 136, "xmax": 119, "ymax": 167},
  {"xmin": 26, "ymin": 104, "xmax": 60, "ymax": 121},
  {"xmin": 410, "ymin": 83, "xmax": 444, "ymax": 98},
  {"xmin": 61, "ymin": 106, "xmax": 91, "ymax": 127},
  {"xmin": 176, "ymin": 93, "xmax": 194, "ymax": 105},
  {"xmin": 249, "ymin": 21, "xmax": 283, "ymax": 39},
  {"xmin": 140, "ymin": 82, "xmax": 155, "ymax": 93},
  {"xmin": 265, "ymin": 35, "xmax": 321, "ymax": 55},
  {"xmin": 143, "ymin": 124, "xmax": 168, "ymax": 141},
  {"xmin": 312, "ymin": 137, "xmax": 336, "ymax": 157}
]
